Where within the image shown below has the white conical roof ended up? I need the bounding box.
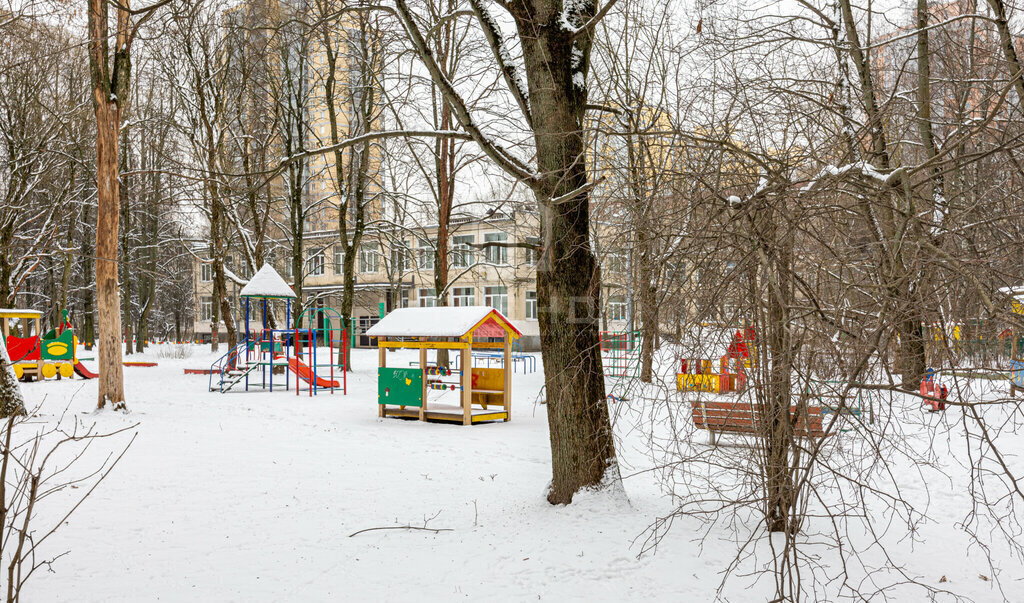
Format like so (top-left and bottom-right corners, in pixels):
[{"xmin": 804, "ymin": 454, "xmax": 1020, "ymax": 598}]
[{"xmin": 238, "ymin": 264, "xmax": 296, "ymax": 299}]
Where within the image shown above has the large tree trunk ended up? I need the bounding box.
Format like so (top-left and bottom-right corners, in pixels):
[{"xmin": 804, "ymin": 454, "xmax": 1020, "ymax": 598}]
[
  {"xmin": 94, "ymin": 101, "xmax": 126, "ymax": 409},
  {"xmin": 515, "ymin": 5, "xmax": 615, "ymax": 504},
  {"xmin": 394, "ymin": 0, "xmax": 617, "ymax": 504},
  {"xmin": 838, "ymin": 0, "xmax": 927, "ymax": 389}
]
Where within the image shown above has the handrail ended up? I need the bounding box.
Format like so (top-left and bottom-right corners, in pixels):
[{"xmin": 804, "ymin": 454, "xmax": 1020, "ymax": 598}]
[{"xmin": 208, "ymin": 338, "xmax": 250, "ymax": 392}]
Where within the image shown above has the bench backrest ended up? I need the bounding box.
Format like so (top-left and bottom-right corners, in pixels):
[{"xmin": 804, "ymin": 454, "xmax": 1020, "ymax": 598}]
[{"xmin": 691, "ymin": 400, "xmax": 825, "ymax": 437}]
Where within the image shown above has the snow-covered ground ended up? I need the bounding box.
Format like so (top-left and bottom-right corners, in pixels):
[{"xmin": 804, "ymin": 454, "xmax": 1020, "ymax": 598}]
[{"xmin": 12, "ymin": 344, "xmax": 1023, "ymax": 601}]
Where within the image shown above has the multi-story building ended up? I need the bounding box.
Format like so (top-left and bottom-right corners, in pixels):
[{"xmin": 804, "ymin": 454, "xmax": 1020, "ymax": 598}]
[{"xmin": 191, "ymin": 207, "xmax": 639, "ymax": 349}]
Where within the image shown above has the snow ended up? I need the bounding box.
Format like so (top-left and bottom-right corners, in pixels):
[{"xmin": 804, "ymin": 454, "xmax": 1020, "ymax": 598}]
[
  {"xmin": 558, "ymin": 0, "xmax": 583, "ymax": 33},
  {"xmin": 800, "ymin": 161, "xmax": 904, "ymax": 193},
  {"xmin": 367, "ymin": 306, "xmax": 517, "ymax": 338},
  {"xmin": 476, "ymin": 1, "xmax": 530, "ymax": 106},
  {"xmin": 9, "ymin": 342, "xmax": 1024, "ymax": 601},
  {"xmin": 238, "ymin": 264, "xmax": 296, "ymax": 299},
  {"xmin": 222, "ymin": 265, "xmax": 247, "ymax": 287},
  {"xmin": 0, "ymin": 309, "xmax": 41, "ymax": 316}
]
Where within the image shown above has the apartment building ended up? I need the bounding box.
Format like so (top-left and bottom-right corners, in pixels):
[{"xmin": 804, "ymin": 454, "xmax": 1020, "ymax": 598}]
[
  {"xmin": 295, "ymin": 210, "xmax": 546, "ymax": 348},
  {"xmin": 191, "ymin": 208, "xmax": 638, "ymax": 348}
]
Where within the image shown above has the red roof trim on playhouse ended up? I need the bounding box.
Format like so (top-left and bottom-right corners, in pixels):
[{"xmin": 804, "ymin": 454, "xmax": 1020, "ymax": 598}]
[
  {"xmin": 468, "ymin": 309, "xmax": 523, "ymax": 339},
  {"xmin": 473, "ymin": 315, "xmax": 511, "ymax": 338}
]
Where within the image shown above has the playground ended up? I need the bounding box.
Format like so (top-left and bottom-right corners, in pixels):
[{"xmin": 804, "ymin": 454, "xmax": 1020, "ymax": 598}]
[
  {"xmin": 0, "ymin": 332, "xmax": 1016, "ymax": 602},
  {"xmin": 0, "ymin": 267, "xmax": 1019, "ymax": 601}
]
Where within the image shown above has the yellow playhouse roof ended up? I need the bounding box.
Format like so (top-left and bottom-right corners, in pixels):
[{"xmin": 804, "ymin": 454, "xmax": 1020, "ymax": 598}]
[{"xmin": 0, "ymin": 309, "xmax": 42, "ymax": 319}]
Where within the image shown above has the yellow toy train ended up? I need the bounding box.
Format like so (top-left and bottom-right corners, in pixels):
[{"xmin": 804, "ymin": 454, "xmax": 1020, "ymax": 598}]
[{"xmin": 1, "ymin": 309, "xmax": 96, "ymax": 381}]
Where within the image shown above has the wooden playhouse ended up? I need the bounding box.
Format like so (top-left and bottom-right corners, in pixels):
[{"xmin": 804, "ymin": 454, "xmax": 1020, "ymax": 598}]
[{"xmin": 366, "ymin": 306, "xmax": 521, "ymax": 425}]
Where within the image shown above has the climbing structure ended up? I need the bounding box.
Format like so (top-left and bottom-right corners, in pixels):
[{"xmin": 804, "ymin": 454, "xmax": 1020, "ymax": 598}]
[
  {"xmin": 209, "ymin": 264, "xmax": 347, "ymax": 395},
  {"xmin": 600, "ymin": 331, "xmax": 641, "ymax": 379}
]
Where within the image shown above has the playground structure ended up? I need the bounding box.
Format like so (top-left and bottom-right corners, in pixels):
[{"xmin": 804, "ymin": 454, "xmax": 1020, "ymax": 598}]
[
  {"xmin": 676, "ymin": 326, "xmax": 755, "ymax": 394},
  {"xmin": 920, "ymin": 368, "xmax": 949, "ymax": 412},
  {"xmin": 367, "ymin": 306, "xmax": 520, "ymax": 425},
  {"xmin": 1, "ymin": 309, "xmax": 96, "ymax": 381},
  {"xmin": 451, "ymin": 340, "xmax": 536, "ymax": 373},
  {"xmin": 209, "ymin": 265, "xmax": 347, "ymax": 395},
  {"xmin": 600, "ymin": 331, "xmax": 640, "ymax": 379},
  {"xmin": 1005, "ymin": 287, "xmax": 1024, "ymax": 396}
]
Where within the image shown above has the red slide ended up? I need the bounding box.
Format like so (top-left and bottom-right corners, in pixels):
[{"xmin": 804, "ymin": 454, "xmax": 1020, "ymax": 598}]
[
  {"xmin": 288, "ymin": 358, "xmax": 339, "ymax": 388},
  {"xmin": 73, "ymin": 362, "xmax": 98, "ymax": 379}
]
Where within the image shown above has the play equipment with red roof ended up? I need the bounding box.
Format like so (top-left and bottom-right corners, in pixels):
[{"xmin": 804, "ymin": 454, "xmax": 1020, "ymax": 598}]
[
  {"xmin": 1, "ymin": 308, "xmax": 96, "ymax": 381},
  {"xmin": 366, "ymin": 306, "xmax": 520, "ymax": 425}
]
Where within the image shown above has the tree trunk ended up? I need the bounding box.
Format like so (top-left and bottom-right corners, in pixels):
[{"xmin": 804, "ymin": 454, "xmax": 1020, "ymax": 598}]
[
  {"xmin": 638, "ymin": 261, "xmax": 656, "ymax": 383},
  {"xmin": 0, "ymin": 340, "xmax": 26, "ymax": 418},
  {"xmin": 984, "ymin": 0, "xmax": 1024, "ymax": 115},
  {"xmin": 120, "ymin": 142, "xmax": 134, "ymax": 356},
  {"xmin": 515, "ymin": 6, "xmax": 615, "ymax": 504},
  {"xmin": 94, "ymin": 101, "xmax": 126, "ymax": 410},
  {"xmin": 80, "ymin": 203, "xmax": 95, "ymax": 350},
  {"xmin": 434, "ymin": 99, "xmax": 454, "ymax": 370}
]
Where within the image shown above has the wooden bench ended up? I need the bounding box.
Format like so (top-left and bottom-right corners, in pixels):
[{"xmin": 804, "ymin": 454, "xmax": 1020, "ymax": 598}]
[{"xmin": 690, "ymin": 400, "xmax": 827, "ymax": 445}]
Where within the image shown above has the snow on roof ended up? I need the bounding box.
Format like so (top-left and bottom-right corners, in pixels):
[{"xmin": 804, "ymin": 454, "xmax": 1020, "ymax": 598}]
[
  {"xmin": 238, "ymin": 264, "xmax": 296, "ymax": 299},
  {"xmin": 366, "ymin": 306, "xmax": 520, "ymax": 338},
  {"xmin": 0, "ymin": 309, "xmax": 42, "ymax": 317}
]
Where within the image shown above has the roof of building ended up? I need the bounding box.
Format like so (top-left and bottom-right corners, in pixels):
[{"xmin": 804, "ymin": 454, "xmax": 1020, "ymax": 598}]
[
  {"xmin": 366, "ymin": 306, "xmax": 521, "ymax": 339},
  {"xmin": 239, "ymin": 264, "xmax": 296, "ymax": 299}
]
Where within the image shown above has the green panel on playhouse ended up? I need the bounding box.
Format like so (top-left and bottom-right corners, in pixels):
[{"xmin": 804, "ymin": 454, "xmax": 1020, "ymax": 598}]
[
  {"xmin": 41, "ymin": 329, "xmax": 75, "ymax": 361},
  {"xmin": 378, "ymin": 368, "xmax": 423, "ymax": 407}
]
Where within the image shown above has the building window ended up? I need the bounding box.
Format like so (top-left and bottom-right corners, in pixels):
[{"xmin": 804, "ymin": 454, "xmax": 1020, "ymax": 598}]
[
  {"xmin": 484, "ymin": 232, "xmax": 508, "ymax": 265},
  {"xmin": 525, "ymin": 237, "xmax": 539, "ymax": 266},
  {"xmin": 200, "ymin": 296, "xmax": 213, "ymax": 321},
  {"xmin": 283, "ymin": 259, "xmax": 294, "ymax": 278},
  {"xmin": 484, "ymin": 286, "xmax": 508, "ymax": 315},
  {"xmin": 400, "ymin": 289, "xmax": 410, "ymax": 308},
  {"xmin": 307, "ymin": 247, "xmax": 325, "ymax": 276},
  {"xmin": 418, "ymin": 288, "xmax": 437, "ymax": 307},
  {"xmin": 607, "ymin": 251, "xmax": 627, "ymax": 274},
  {"xmin": 452, "ymin": 235, "xmax": 475, "ymax": 268},
  {"xmin": 334, "ymin": 246, "xmax": 344, "ymax": 275},
  {"xmin": 608, "ymin": 295, "xmax": 626, "ymax": 321},
  {"xmin": 359, "ymin": 243, "xmax": 379, "ymax": 273},
  {"xmin": 390, "ymin": 241, "xmax": 411, "ymax": 272},
  {"xmin": 452, "ymin": 287, "xmax": 475, "ymax": 307},
  {"xmin": 418, "ymin": 238, "xmax": 434, "ymax": 270},
  {"xmin": 526, "ymin": 290, "xmax": 537, "ymax": 319},
  {"xmin": 201, "ymin": 263, "xmax": 212, "ymax": 282}
]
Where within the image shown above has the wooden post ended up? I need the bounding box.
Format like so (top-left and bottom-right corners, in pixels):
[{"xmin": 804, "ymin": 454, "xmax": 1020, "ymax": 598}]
[
  {"xmin": 32, "ymin": 316, "xmax": 41, "ymax": 379},
  {"xmin": 462, "ymin": 335, "xmax": 472, "ymax": 425},
  {"xmin": 504, "ymin": 333, "xmax": 512, "ymax": 421},
  {"xmin": 378, "ymin": 337, "xmax": 386, "ymax": 418},
  {"xmin": 419, "ymin": 338, "xmax": 427, "ymax": 421}
]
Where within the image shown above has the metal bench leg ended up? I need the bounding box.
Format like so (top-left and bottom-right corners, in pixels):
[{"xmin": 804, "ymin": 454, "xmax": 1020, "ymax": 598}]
[{"xmin": 708, "ymin": 430, "xmax": 718, "ymax": 446}]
